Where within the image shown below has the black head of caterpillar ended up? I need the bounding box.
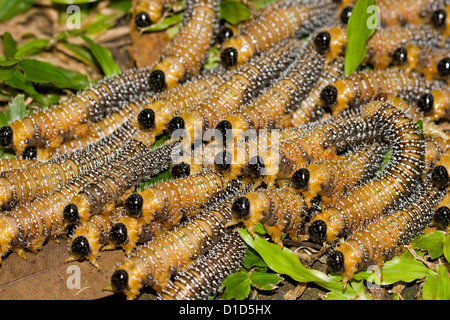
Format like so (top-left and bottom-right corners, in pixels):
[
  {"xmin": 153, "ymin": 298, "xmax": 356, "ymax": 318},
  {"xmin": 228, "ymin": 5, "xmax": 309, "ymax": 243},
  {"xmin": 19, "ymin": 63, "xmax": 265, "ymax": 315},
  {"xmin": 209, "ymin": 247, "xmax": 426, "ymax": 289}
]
[
  {"xmin": 434, "ymin": 205, "xmax": 450, "ymax": 230},
  {"xmin": 70, "ymin": 236, "xmax": 91, "ymax": 260},
  {"xmin": 339, "ymin": 6, "xmax": 353, "ymax": 25},
  {"xmin": 137, "ymin": 108, "xmax": 155, "ymax": 130},
  {"xmin": 134, "ymin": 11, "xmax": 153, "ymax": 28},
  {"xmin": 432, "ymin": 8, "xmax": 447, "ymax": 29},
  {"xmin": 431, "ymin": 165, "xmax": 449, "ymax": 189}
]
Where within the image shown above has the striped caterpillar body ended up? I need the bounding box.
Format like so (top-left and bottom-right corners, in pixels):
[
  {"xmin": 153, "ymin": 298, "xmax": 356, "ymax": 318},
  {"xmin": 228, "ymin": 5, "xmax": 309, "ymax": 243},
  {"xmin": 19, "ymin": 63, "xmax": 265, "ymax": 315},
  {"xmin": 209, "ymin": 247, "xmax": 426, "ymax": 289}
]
[
  {"xmin": 279, "ymin": 56, "xmax": 346, "ymax": 128},
  {"xmin": 158, "ymin": 230, "xmax": 246, "ymax": 300},
  {"xmin": 137, "ymin": 68, "xmax": 228, "ymax": 146},
  {"xmin": 0, "ymin": 158, "xmax": 38, "ymax": 174},
  {"xmin": 0, "ymin": 119, "xmax": 139, "ymax": 209},
  {"xmin": 0, "ymin": 67, "xmax": 152, "ymax": 156},
  {"xmin": 291, "ymin": 143, "xmax": 387, "ymax": 208},
  {"xmin": 417, "ymin": 87, "xmax": 450, "ymax": 121},
  {"xmin": 319, "ymin": 68, "xmax": 445, "ymax": 116},
  {"xmin": 391, "ymin": 44, "xmax": 450, "ymax": 81},
  {"xmin": 215, "ymin": 41, "xmax": 326, "ymax": 142},
  {"xmin": 327, "ymin": 180, "xmax": 445, "ymax": 288},
  {"xmin": 308, "ymin": 100, "xmax": 425, "ymax": 244},
  {"xmin": 108, "ymin": 201, "xmax": 234, "ymax": 299},
  {"xmin": 434, "ymin": 188, "xmax": 450, "ymax": 230},
  {"xmin": 0, "ymin": 170, "xmax": 98, "ymax": 262},
  {"xmin": 316, "ymin": 23, "xmax": 450, "ymax": 68},
  {"xmin": 66, "ymin": 207, "xmax": 125, "ymax": 269},
  {"xmin": 230, "ymin": 188, "xmax": 308, "ymax": 246},
  {"xmin": 168, "ymin": 38, "xmax": 302, "ymax": 147},
  {"xmin": 219, "ymin": 0, "xmax": 337, "ymax": 67},
  {"xmin": 149, "ymin": 0, "xmax": 219, "ymax": 91},
  {"xmin": 64, "ymin": 141, "xmax": 182, "ymax": 223},
  {"xmin": 133, "ymin": 0, "xmax": 179, "ymax": 29}
]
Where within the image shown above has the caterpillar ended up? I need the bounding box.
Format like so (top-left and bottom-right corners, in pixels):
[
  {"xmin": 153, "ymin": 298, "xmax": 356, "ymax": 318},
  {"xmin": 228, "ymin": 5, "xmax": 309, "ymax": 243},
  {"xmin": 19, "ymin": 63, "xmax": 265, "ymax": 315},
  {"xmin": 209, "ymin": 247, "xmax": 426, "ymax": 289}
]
[
  {"xmin": 108, "ymin": 200, "xmax": 234, "ymax": 299},
  {"xmin": 308, "ymin": 100, "xmax": 425, "ymax": 244},
  {"xmin": 0, "ymin": 158, "xmax": 38, "ymax": 174},
  {"xmin": 109, "ymin": 176, "xmax": 246, "ymax": 255},
  {"xmin": 434, "ymin": 188, "xmax": 450, "ymax": 230},
  {"xmin": 291, "ymin": 143, "xmax": 387, "ymax": 208},
  {"xmin": 319, "ymin": 68, "xmax": 446, "ymax": 116},
  {"xmin": 215, "ymin": 40, "xmax": 326, "ymax": 142},
  {"xmin": 229, "ymin": 188, "xmax": 308, "ymax": 246},
  {"xmin": 158, "ymin": 230, "xmax": 246, "ymax": 300},
  {"xmin": 148, "ymin": 0, "xmax": 219, "ymax": 91},
  {"xmin": 133, "ymin": 0, "xmax": 179, "ymax": 29},
  {"xmin": 326, "ymin": 180, "xmax": 445, "ymax": 288},
  {"xmin": 316, "ymin": 23, "xmax": 450, "ymax": 68},
  {"xmin": 431, "ymin": 146, "xmax": 450, "ymax": 189},
  {"xmin": 167, "ymin": 38, "xmax": 302, "ymax": 147},
  {"xmin": 417, "ymin": 87, "xmax": 450, "ymax": 121},
  {"xmin": 0, "ymin": 169, "xmax": 98, "ymax": 263},
  {"xmin": 66, "ymin": 207, "xmax": 125, "ymax": 269},
  {"xmin": 432, "ymin": 5, "xmax": 450, "ymax": 39},
  {"xmin": 219, "ymin": 0, "xmax": 337, "ymax": 67},
  {"xmin": 0, "ymin": 67, "xmax": 153, "ymax": 156},
  {"xmin": 137, "ymin": 68, "xmax": 229, "ymax": 147},
  {"xmin": 63, "ymin": 141, "xmax": 183, "ymax": 223},
  {"xmin": 0, "ymin": 119, "xmax": 139, "ymax": 209},
  {"xmin": 278, "ymin": 56, "xmax": 345, "ymax": 128}
]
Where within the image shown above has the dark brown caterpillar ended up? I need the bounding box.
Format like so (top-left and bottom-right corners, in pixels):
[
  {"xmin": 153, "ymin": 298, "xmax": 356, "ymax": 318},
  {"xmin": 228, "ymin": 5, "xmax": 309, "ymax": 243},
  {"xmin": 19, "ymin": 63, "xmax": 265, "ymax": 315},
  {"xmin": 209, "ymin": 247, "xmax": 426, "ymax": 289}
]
[
  {"xmin": 108, "ymin": 200, "xmax": 234, "ymax": 299},
  {"xmin": 278, "ymin": 56, "xmax": 345, "ymax": 128},
  {"xmin": 417, "ymin": 87, "xmax": 450, "ymax": 121},
  {"xmin": 137, "ymin": 68, "xmax": 228, "ymax": 147},
  {"xmin": 215, "ymin": 40, "xmax": 326, "ymax": 141},
  {"xmin": 291, "ymin": 143, "xmax": 386, "ymax": 208},
  {"xmin": 230, "ymin": 188, "xmax": 308, "ymax": 246},
  {"xmin": 327, "ymin": 180, "xmax": 445, "ymax": 288},
  {"xmin": 0, "ymin": 119, "xmax": 139, "ymax": 209},
  {"xmin": 308, "ymin": 100, "xmax": 425, "ymax": 244},
  {"xmin": 220, "ymin": 0, "xmax": 337, "ymax": 67},
  {"xmin": 391, "ymin": 44, "xmax": 450, "ymax": 81},
  {"xmin": 158, "ymin": 230, "xmax": 246, "ymax": 300},
  {"xmin": 316, "ymin": 23, "xmax": 450, "ymax": 68},
  {"xmin": 0, "ymin": 169, "xmax": 98, "ymax": 263},
  {"xmin": 319, "ymin": 68, "xmax": 445, "ymax": 116},
  {"xmin": 148, "ymin": 0, "xmax": 219, "ymax": 91},
  {"xmin": 66, "ymin": 207, "xmax": 125, "ymax": 269},
  {"xmin": 133, "ymin": 0, "xmax": 179, "ymax": 29},
  {"xmin": 168, "ymin": 38, "xmax": 302, "ymax": 145},
  {"xmin": 0, "ymin": 67, "xmax": 153, "ymax": 155},
  {"xmin": 64, "ymin": 141, "xmax": 183, "ymax": 223}
]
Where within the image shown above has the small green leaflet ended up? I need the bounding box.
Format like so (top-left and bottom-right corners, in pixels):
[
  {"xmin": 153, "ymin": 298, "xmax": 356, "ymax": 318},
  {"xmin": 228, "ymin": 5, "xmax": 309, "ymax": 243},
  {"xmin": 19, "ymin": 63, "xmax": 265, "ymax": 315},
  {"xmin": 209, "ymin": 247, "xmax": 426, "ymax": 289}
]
[
  {"xmin": 2, "ymin": 32, "xmax": 17, "ymax": 59},
  {"xmin": 344, "ymin": 0, "xmax": 378, "ymax": 76},
  {"xmin": 0, "ymin": 0, "xmax": 35, "ymax": 22},
  {"xmin": 81, "ymin": 35, "xmax": 120, "ymax": 77},
  {"xmin": 422, "ymin": 265, "xmax": 450, "ymax": 300},
  {"xmin": 219, "ymin": 0, "xmax": 251, "ymax": 25},
  {"xmin": 412, "ymin": 230, "xmax": 446, "ymax": 259}
]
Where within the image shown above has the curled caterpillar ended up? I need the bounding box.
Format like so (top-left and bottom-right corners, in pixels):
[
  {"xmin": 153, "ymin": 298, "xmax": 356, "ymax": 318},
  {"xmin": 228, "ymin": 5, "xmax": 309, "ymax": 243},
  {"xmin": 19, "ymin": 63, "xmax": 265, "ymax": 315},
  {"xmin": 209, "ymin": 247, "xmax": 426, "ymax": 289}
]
[
  {"xmin": 220, "ymin": 0, "xmax": 337, "ymax": 67},
  {"xmin": 0, "ymin": 169, "xmax": 98, "ymax": 263},
  {"xmin": 391, "ymin": 44, "xmax": 450, "ymax": 81},
  {"xmin": 108, "ymin": 200, "xmax": 234, "ymax": 299},
  {"xmin": 230, "ymin": 188, "xmax": 308, "ymax": 246},
  {"xmin": 158, "ymin": 230, "xmax": 246, "ymax": 300},
  {"xmin": 0, "ymin": 67, "xmax": 152, "ymax": 156},
  {"xmin": 168, "ymin": 38, "xmax": 301, "ymax": 147},
  {"xmin": 66, "ymin": 207, "xmax": 125, "ymax": 269},
  {"xmin": 278, "ymin": 56, "xmax": 345, "ymax": 128},
  {"xmin": 319, "ymin": 68, "xmax": 445, "ymax": 116},
  {"xmin": 133, "ymin": 0, "xmax": 179, "ymax": 29},
  {"xmin": 291, "ymin": 143, "xmax": 386, "ymax": 208},
  {"xmin": 417, "ymin": 87, "xmax": 450, "ymax": 121},
  {"xmin": 148, "ymin": 0, "xmax": 219, "ymax": 91},
  {"xmin": 64, "ymin": 141, "xmax": 183, "ymax": 223},
  {"xmin": 215, "ymin": 40, "xmax": 326, "ymax": 142},
  {"xmin": 308, "ymin": 100, "xmax": 425, "ymax": 244},
  {"xmin": 0, "ymin": 119, "xmax": 139, "ymax": 209},
  {"xmin": 326, "ymin": 180, "xmax": 445, "ymax": 288}
]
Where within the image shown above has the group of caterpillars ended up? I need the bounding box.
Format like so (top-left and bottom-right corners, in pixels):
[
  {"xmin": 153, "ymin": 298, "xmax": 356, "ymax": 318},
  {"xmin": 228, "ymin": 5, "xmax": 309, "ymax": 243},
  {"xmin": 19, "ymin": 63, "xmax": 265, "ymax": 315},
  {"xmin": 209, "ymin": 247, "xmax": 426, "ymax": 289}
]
[{"xmin": 0, "ymin": 0, "xmax": 449, "ymax": 300}]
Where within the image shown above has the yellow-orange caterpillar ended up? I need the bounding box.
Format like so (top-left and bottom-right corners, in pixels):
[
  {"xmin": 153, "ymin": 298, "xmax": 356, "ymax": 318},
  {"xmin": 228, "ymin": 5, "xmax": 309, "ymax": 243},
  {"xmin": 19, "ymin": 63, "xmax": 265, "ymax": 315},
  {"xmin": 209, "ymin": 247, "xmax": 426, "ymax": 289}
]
[{"xmin": 133, "ymin": 0, "xmax": 179, "ymax": 29}]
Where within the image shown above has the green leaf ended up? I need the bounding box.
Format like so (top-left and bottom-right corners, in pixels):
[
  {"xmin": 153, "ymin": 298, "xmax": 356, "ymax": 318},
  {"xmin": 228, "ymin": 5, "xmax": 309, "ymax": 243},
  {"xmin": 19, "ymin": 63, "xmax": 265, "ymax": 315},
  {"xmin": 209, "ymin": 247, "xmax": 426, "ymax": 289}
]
[
  {"xmin": 0, "ymin": 94, "xmax": 29, "ymax": 127},
  {"xmin": 422, "ymin": 265, "xmax": 450, "ymax": 300},
  {"xmin": 47, "ymin": 0, "xmax": 99, "ymax": 4},
  {"xmin": 60, "ymin": 42, "xmax": 97, "ymax": 66},
  {"xmin": 415, "ymin": 119, "xmax": 424, "ymax": 135},
  {"xmin": 413, "ymin": 231, "xmax": 445, "ymax": 259},
  {"xmin": 219, "ymin": 0, "xmax": 251, "ymax": 25},
  {"xmin": 3, "ymin": 70, "xmax": 45, "ymax": 104},
  {"xmin": 204, "ymin": 47, "xmax": 221, "ymax": 70},
  {"xmin": 249, "ymin": 270, "xmax": 283, "ymax": 291},
  {"xmin": 2, "ymin": 32, "xmax": 17, "ymax": 59},
  {"xmin": 144, "ymin": 12, "xmax": 183, "ymax": 32},
  {"xmin": 241, "ymin": 247, "xmax": 268, "ymax": 269},
  {"xmin": 18, "ymin": 59, "xmax": 89, "ymax": 90},
  {"xmin": 81, "ymin": 35, "xmax": 120, "ymax": 77},
  {"xmin": 0, "ymin": 0, "xmax": 35, "ymax": 22},
  {"xmin": 222, "ymin": 271, "xmax": 252, "ymax": 300},
  {"xmin": 14, "ymin": 39, "xmax": 50, "ymax": 59},
  {"xmin": 344, "ymin": 0, "xmax": 377, "ymax": 76},
  {"xmin": 443, "ymin": 235, "xmax": 450, "ymax": 263},
  {"xmin": 137, "ymin": 168, "xmax": 172, "ymax": 191}
]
